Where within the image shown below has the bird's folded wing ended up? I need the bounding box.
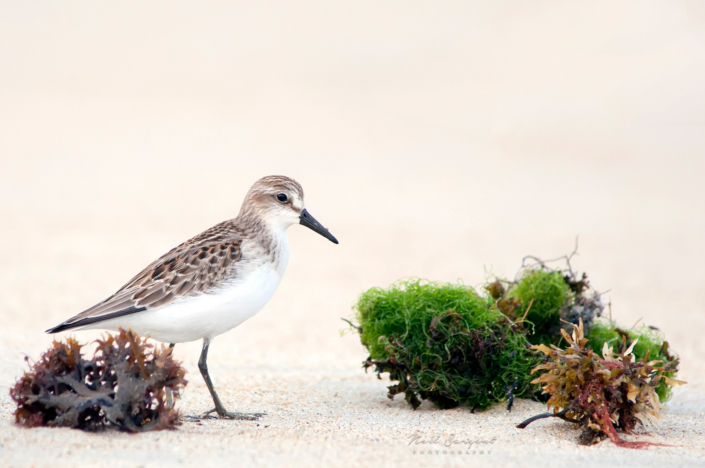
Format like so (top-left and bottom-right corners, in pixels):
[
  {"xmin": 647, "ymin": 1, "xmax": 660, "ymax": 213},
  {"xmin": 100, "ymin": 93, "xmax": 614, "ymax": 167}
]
[{"xmin": 47, "ymin": 239, "xmax": 243, "ymax": 332}]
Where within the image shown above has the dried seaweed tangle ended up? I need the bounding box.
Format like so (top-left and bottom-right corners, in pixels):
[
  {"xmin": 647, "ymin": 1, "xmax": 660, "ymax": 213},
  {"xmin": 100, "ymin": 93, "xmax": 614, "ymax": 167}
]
[
  {"xmin": 517, "ymin": 319, "xmax": 685, "ymax": 447},
  {"xmin": 10, "ymin": 329, "xmax": 187, "ymax": 432}
]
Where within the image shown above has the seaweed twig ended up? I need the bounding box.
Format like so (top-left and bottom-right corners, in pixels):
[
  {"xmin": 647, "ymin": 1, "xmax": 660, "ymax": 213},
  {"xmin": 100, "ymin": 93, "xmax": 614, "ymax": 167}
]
[
  {"xmin": 520, "ymin": 236, "xmax": 579, "ymax": 277},
  {"xmin": 340, "ymin": 318, "xmax": 362, "ymax": 334},
  {"xmin": 516, "ymin": 407, "xmax": 581, "ymax": 428},
  {"xmin": 505, "ymin": 378, "xmax": 519, "ymax": 412}
]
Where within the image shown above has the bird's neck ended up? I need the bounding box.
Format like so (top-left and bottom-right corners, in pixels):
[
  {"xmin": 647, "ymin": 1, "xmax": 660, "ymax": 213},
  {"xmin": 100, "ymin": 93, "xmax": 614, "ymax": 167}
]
[{"xmin": 236, "ymin": 213, "xmax": 290, "ymax": 273}]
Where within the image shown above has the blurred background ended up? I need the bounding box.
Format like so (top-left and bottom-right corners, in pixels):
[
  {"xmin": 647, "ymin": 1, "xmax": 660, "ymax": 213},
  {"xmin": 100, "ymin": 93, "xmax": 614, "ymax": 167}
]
[{"xmin": 1, "ymin": 0, "xmax": 704, "ymax": 405}]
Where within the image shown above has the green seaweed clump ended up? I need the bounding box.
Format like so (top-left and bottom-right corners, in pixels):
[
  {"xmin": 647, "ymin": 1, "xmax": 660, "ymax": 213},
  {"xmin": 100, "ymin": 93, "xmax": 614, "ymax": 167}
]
[
  {"xmin": 353, "ymin": 279, "xmax": 542, "ymax": 410},
  {"xmin": 348, "ymin": 251, "xmax": 681, "ymax": 412},
  {"xmin": 586, "ymin": 320, "xmax": 679, "ymax": 402},
  {"xmin": 492, "ymin": 259, "xmax": 604, "ymax": 345},
  {"xmin": 517, "ymin": 319, "xmax": 684, "ymax": 447},
  {"xmin": 507, "ymin": 270, "xmax": 569, "ymax": 343}
]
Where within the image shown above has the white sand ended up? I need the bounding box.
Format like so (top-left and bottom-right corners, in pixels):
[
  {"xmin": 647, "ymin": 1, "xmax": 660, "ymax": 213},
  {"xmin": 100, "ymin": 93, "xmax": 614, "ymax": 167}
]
[{"xmin": 1, "ymin": 2, "xmax": 705, "ymax": 467}]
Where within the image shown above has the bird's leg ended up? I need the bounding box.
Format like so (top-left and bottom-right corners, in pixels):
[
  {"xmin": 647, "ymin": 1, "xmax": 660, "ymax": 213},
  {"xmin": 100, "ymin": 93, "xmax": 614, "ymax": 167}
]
[
  {"xmin": 198, "ymin": 338, "xmax": 265, "ymax": 420},
  {"xmin": 166, "ymin": 343, "xmax": 175, "ymax": 408}
]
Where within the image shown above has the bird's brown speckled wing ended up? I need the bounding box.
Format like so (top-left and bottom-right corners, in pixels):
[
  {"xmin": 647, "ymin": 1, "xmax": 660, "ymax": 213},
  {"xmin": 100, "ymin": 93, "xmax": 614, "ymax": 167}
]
[{"xmin": 47, "ymin": 221, "xmax": 243, "ymax": 333}]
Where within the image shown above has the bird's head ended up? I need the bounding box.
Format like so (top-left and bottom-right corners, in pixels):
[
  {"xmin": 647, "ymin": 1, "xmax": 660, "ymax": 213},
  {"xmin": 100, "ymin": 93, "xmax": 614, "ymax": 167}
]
[{"xmin": 240, "ymin": 175, "xmax": 338, "ymax": 244}]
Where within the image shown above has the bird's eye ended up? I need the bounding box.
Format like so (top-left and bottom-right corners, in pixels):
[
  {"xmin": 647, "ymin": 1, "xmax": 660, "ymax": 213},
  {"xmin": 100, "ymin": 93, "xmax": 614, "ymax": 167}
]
[{"xmin": 277, "ymin": 193, "xmax": 288, "ymax": 203}]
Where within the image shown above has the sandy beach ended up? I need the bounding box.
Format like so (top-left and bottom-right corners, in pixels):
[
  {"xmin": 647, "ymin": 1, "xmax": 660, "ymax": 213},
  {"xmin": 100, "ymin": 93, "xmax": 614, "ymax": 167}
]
[{"xmin": 1, "ymin": 2, "xmax": 704, "ymax": 467}]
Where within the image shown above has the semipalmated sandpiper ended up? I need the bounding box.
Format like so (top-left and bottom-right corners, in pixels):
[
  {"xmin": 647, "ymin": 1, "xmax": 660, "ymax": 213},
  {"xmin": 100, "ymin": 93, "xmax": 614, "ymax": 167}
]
[{"xmin": 47, "ymin": 175, "xmax": 338, "ymax": 419}]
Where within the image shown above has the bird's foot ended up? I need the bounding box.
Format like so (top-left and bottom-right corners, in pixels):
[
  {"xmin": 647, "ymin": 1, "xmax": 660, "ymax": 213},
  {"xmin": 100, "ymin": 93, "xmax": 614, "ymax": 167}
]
[{"xmin": 203, "ymin": 408, "xmax": 266, "ymax": 420}]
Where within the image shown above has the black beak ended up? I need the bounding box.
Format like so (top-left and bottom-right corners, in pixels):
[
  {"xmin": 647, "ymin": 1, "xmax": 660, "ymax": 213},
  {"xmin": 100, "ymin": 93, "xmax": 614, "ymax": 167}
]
[{"xmin": 299, "ymin": 209, "xmax": 339, "ymax": 244}]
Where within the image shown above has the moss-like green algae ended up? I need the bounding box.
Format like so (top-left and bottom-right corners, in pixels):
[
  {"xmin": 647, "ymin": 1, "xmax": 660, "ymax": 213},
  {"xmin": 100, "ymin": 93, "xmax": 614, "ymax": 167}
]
[{"xmin": 356, "ymin": 279, "xmax": 540, "ymax": 410}]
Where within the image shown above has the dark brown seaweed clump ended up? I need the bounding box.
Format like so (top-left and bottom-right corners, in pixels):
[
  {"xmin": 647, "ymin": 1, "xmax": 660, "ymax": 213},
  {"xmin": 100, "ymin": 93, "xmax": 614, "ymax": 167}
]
[
  {"xmin": 517, "ymin": 319, "xmax": 685, "ymax": 448},
  {"xmin": 10, "ymin": 329, "xmax": 187, "ymax": 432}
]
